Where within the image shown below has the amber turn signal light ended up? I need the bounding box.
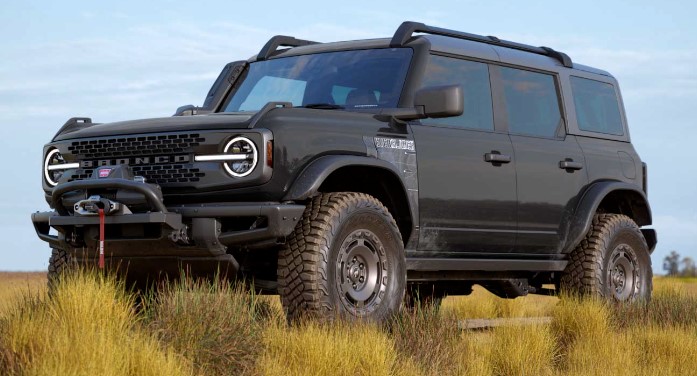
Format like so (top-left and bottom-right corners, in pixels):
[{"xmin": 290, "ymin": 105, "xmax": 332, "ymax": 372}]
[{"xmin": 266, "ymin": 140, "xmax": 273, "ymax": 168}]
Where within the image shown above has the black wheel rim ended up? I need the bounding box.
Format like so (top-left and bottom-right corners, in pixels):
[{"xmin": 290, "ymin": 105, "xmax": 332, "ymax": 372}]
[
  {"xmin": 336, "ymin": 229, "xmax": 388, "ymax": 315},
  {"xmin": 608, "ymin": 244, "xmax": 639, "ymax": 301}
]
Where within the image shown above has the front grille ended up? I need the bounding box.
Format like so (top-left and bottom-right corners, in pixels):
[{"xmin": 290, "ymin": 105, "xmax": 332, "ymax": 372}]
[
  {"xmin": 69, "ymin": 165, "xmax": 205, "ymax": 184},
  {"xmin": 67, "ymin": 133, "xmax": 205, "ymax": 159},
  {"xmin": 66, "ymin": 133, "xmax": 207, "ymax": 186}
]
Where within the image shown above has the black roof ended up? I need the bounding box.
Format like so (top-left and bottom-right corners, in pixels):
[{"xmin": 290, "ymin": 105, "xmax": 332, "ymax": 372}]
[{"xmin": 252, "ymin": 21, "xmax": 612, "ymax": 77}]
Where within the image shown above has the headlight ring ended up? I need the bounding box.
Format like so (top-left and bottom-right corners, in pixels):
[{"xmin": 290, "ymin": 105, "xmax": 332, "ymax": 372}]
[
  {"xmin": 222, "ymin": 137, "xmax": 258, "ymax": 178},
  {"xmin": 43, "ymin": 148, "xmax": 79, "ymax": 187}
]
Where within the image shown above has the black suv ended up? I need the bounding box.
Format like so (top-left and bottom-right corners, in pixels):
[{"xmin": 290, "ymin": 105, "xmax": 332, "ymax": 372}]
[{"xmin": 32, "ymin": 21, "xmax": 656, "ymax": 321}]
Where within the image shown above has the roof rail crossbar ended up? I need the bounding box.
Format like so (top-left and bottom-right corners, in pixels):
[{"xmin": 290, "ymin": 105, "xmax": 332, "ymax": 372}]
[
  {"xmin": 390, "ymin": 21, "xmax": 573, "ymax": 68},
  {"xmin": 257, "ymin": 35, "xmax": 319, "ymax": 61}
]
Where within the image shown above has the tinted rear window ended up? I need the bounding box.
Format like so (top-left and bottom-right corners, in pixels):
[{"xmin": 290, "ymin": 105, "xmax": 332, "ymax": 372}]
[
  {"xmin": 500, "ymin": 67, "xmax": 563, "ymax": 138},
  {"xmin": 570, "ymin": 76, "xmax": 624, "ymax": 136}
]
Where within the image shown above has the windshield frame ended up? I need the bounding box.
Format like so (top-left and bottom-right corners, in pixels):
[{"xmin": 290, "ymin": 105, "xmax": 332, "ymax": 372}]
[{"xmin": 218, "ymin": 47, "xmax": 417, "ymax": 113}]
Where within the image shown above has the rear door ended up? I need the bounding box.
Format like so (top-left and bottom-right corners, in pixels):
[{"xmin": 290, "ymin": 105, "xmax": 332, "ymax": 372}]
[
  {"xmin": 495, "ymin": 66, "xmax": 588, "ymax": 254},
  {"xmin": 413, "ymin": 54, "xmax": 517, "ymax": 254}
]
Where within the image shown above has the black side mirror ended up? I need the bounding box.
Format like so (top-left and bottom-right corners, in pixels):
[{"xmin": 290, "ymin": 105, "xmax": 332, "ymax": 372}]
[
  {"xmin": 414, "ymin": 85, "xmax": 463, "ymax": 118},
  {"xmin": 373, "ymin": 84, "xmax": 464, "ymax": 123}
]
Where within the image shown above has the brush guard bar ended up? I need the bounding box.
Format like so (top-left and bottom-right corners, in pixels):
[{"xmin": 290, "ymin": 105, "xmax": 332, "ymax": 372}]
[{"xmin": 32, "ymin": 178, "xmax": 305, "ymax": 257}]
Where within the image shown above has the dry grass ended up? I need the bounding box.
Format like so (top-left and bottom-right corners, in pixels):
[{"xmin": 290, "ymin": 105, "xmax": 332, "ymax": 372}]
[
  {"xmin": 0, "ymin": 272, "xmax": 46, "ymax": 316},
  {"xmin": 390, "ymin": 306, "xmax": 466, "ymax": 375},
  {"xmin": 259, "ymin": 321, "xmax": 404, "ymax": 376},
  {"xmin": 1, "ymin": 272, "xmax": 696, "ymax": 375},
  {"xmin": 0, "ymin": 271, "xmax": 190, "ymax": 376},
  {"xmin": 145, "ymin": 276, "xmax": 270, "ymax": 376},
  {"xmin": 441, "ymin": 285, "xmax": 558, "ymax": 319},
  {"xmin": 490, "ymin": 323, "xmax": 557, "ymax": 376}
]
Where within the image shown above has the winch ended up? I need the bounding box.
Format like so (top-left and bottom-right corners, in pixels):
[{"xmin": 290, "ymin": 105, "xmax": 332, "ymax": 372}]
[{"xmin": 73, "ymin": 195, "xmax": 128, "ymax": 216}]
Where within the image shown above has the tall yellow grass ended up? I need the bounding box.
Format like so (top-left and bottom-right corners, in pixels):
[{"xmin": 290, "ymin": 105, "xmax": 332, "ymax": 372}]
[
  {"xmin": 0, "ymin": 272, "xmax": 190, "ymax": 376},
  {"xmin": 0, "ymin": 272, "xmax": 46, "ymax": 316},
  {"xmin": 1, "ymin": 273, "xmax": 696, "ymax": 376},
  {"xmin": 259, "ymin": 321, "xmax": 404, "ymax": 376}
]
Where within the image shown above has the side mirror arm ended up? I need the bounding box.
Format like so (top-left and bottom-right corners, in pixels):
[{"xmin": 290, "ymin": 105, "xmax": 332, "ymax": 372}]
[
  {"xmin": 173, "ymin": 105, "xmax": 211, "ymax": 117},
  {"xmin": 373, "ymin": 107, "xmax": 426, "ymax": 122}
]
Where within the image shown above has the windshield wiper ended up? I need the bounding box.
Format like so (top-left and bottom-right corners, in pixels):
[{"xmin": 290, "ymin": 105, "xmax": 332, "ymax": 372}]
[{"xmin": 303, "ymin": 103, "xmax": 345, "ymax": 110}]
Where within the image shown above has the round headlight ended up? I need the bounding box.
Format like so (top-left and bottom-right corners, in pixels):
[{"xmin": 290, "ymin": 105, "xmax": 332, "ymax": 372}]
[
  {"xmin": 223, "ymin": 137, "xmax": 258, "ymax": 177},
  {"xmin": 44, "ymin": 148, "xmax": 66, "ymax": 186},
  {"xmin": 43, "ymin": 148, "xmax": 79, "ymax": 187}
]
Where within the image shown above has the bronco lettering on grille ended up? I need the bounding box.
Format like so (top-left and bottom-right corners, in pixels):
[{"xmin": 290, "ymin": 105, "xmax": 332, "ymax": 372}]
[{"xmin": 80, "ymin": 155, "xmax": 191, "ymax": 168}]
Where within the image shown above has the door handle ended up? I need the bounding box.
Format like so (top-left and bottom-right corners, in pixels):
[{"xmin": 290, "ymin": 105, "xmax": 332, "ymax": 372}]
[
  {"xmin": 559, "ymin": 160, "xmax": 583, "ymax": 171},
  {"xmin": 484, "ymin": 152, "xmax": 511, "ymax": 164}
]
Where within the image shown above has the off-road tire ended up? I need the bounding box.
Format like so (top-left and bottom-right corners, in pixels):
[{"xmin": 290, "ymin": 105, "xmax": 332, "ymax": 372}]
[
  {"xmin": 47, "ymin": 247, "xmax": 75, "ymax": 295},
  {"xmin": 277, "ymin": 192, "xmax": 406, "ymax": 322},
  {"xmin": 560, "ymin": 214, "xmax": 652, "ymax": 302}
]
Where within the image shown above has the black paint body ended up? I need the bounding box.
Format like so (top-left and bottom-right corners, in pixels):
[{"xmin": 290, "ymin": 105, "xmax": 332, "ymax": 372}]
[{"xmin": 32, "ymin": 24, "xmax": 656, "ymax": 293}]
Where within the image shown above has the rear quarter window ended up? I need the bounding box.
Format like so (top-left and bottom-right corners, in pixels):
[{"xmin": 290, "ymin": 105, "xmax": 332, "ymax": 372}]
[
  {"xmin": 570, "ymin": 76, "xmax": 624, "ymax": 136},
  {"xmin": 500, "ymin": 66, "xmax": 563, "ymax": 138}
]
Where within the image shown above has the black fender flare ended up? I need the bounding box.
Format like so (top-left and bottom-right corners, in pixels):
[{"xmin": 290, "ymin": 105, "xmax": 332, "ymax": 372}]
[
  {"xmin": 562, "ymin": 181, "xmax": 654, "ymax": 253},
  {"xmin": 283, "ymin": 155, "xmax": 408, "ymax": 201}
]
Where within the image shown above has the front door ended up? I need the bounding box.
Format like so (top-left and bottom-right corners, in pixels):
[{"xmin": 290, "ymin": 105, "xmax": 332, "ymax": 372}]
[{"xmin": 413, "ymin": 54, "xmax": 517, "ymax": 255}]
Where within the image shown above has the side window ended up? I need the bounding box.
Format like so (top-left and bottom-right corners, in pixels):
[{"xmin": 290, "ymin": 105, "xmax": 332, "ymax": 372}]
[
  {"xmin": 570, "ymin": 76, "xmax": 624, "ymax": 136},
  {"xmin": 420, "ymin": 55, "xmax": 494, "ymax": 131},
  {"xmin": 500, "ymin": 67, "xmax": 563, "ymax": 138},
  {"xmin": 238, "ymin": 76, "xmax": 306, "ymax": 111}
]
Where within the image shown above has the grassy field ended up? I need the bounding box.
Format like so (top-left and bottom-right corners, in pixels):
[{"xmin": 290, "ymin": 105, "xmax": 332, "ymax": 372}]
[
  {"xmin": 1, "ymin": 272, "xmax": 696, "ymax": 375},
  {"xmin": 0, "ymin": 272, "xmax": 46, "ymax": 316}
]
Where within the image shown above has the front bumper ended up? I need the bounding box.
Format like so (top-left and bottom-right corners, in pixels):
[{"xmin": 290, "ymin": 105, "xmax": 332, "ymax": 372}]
[
  {"xmin": 32, "ymin": 178, "xmax": 305, "ymax": 268},
  {"xmin": 32, "ymin": 202, "xmax": 304, "ymax": 252}
]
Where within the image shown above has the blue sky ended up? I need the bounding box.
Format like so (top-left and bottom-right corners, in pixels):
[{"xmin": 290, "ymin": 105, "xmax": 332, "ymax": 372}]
[{"xmin": 1, "ymin": 0, "xmax": 695, "ymax": 271}]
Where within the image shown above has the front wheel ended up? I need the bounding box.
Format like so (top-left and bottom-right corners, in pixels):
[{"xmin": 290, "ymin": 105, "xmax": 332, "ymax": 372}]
[
  {"xmin": 277, "ymin": 193, "xmax": 406, "ymax": 322},
  {"xmin": 47, "ymin": 247, "xmax": 77, "ymax": 295},
  {"xmin": 560, "ymin": 214, "xmax": 652, "ymax": 302}
]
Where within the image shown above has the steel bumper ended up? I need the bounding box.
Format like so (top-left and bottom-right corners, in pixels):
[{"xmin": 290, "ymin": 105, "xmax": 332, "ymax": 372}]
[
  {"xmin": 32, "ymin": 178, "xmax": 305, "ymax": 262},
  {"xmin": 32, "ymin": 203, "xmax": 304, "ymax": 250}
]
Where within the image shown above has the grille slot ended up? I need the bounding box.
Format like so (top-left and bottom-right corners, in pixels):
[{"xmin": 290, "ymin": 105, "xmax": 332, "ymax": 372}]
[
  {"xmin": 68, "ymin": 134, "xmax": 205, "ymax": 159},
  {"xmin": 69, "ymin": 166, "xmax": 205, "ymax": 184}
]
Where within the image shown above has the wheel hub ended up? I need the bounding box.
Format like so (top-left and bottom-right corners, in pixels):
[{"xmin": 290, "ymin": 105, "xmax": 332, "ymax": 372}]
[
  {"xmin": 608, "ymin": 244, "xmax": 638, "ymax": 301},
  {"xmin": 346, "ymin": 257, "xmax": 367, "ymax": 287},
  {"xmin": 336, "ymin": 229, "xmax": 388, "ymax": 315}
]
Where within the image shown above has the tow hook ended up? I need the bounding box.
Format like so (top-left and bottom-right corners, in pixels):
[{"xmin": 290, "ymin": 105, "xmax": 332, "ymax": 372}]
[
  {"xmin": 169, "ymin": 225, "xmax": 192, "ymax": 245},
  {"xmin": 74, "ymin": 195, "xmax": 121, "ymax": 216}
]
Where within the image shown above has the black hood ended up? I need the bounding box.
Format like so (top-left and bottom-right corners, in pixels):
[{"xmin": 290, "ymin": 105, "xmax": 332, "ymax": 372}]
[{"xmin": 53, "ymin": 113, "xmax": 254, "ymax": 141}]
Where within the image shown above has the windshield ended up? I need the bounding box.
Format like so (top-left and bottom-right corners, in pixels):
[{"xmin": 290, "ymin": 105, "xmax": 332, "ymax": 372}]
[{"xmin": 223, "ymin": 48, "xmax": 413, "ymax": 112}]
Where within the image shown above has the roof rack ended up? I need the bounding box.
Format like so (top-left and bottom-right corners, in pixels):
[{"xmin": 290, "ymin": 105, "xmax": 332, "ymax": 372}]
[
  {"xmin": 390, "ymin": 21, "xmax": 573, "ymax": 68},
  {"xmin": 257, "ymin": 35, "xmax": 319, "ymax": 61}
]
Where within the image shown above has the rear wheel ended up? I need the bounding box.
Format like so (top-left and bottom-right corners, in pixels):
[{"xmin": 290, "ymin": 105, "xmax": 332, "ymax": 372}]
[
  {"xmin": 277, "ymin": 193, "xmax": 406, "ymax": 322},
  {"xmin": 560, "ymin": 214, "xmax": 652, "ymax": 302}
]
